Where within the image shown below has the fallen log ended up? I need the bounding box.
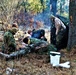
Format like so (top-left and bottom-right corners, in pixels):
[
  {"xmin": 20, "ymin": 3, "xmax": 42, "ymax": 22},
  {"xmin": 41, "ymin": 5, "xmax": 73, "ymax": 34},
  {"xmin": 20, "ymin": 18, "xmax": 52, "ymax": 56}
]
[
  {"xmin": 0, "ymin": 50, "xmax": 23, "ymax": 60},
  {"xmin": 0, "ymin": 47, "xmax": 30, "ymax": 60},
  {"xmin": 0, "ymin": 52, "xmax": 9, "ymax": 58},
  {"xmin": 0, "ymin": 41, "xmax": 57, "ymax": 60}
]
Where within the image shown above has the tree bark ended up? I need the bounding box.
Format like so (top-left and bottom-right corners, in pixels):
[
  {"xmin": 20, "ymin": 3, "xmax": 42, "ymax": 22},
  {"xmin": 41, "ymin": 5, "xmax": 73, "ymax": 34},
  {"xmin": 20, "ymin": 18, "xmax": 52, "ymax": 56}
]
[{"xmin": 67, "ymin": 0, "xmax": 76, "ymax": 50}]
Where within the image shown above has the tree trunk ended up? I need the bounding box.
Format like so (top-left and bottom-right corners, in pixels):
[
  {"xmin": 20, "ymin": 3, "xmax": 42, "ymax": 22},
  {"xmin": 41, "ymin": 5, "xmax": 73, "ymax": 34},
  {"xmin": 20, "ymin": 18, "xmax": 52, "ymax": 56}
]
[
  {"xmin": 50, "ymin": 0, "xmax": 57, "ymax": 16},
  {"xmin": 67, "ymin": 0, "xmax": 76, "ymax": 50}
]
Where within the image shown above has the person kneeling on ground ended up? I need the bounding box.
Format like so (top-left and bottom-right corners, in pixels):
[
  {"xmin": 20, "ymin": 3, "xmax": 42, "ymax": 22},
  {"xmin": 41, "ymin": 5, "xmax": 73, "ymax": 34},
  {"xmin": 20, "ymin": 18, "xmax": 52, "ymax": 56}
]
[{"xmin": 2, "ymin": 23, "xmax": 18, "ymax": 54}]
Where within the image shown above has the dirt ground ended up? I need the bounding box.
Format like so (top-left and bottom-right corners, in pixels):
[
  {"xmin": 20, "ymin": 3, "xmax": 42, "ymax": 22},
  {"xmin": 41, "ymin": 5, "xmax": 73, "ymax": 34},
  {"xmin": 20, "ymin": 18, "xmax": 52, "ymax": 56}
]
[
  {"xmin": 0, "ymin": 29, "xmax": 76, "ymax": 75},
  {"xmin": 0, "ymin": 49, "xmax": 76, "ymax": 75}
]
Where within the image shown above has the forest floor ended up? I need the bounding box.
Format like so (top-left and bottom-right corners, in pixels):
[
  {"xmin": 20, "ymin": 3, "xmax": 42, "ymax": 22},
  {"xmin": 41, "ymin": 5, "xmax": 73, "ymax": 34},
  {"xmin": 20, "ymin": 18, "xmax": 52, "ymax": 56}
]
[{"xmin": 0, "ymin": 28, "xmax": 76, "ymax": 75}]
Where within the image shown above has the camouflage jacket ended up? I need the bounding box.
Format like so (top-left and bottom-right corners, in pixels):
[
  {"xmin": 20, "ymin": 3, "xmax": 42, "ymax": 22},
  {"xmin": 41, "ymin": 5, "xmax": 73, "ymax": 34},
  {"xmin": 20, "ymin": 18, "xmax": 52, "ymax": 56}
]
[
  {"xmin": 29, "ymin": 38, "xmax": 57, "ymax": 52},
  {"xmin": 2, "ymin": 30, "xmax": 16, "ymax": 53},
  {"xmin": 30, "ymin": 38, "xmax": 47, "ymax": 44}
]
